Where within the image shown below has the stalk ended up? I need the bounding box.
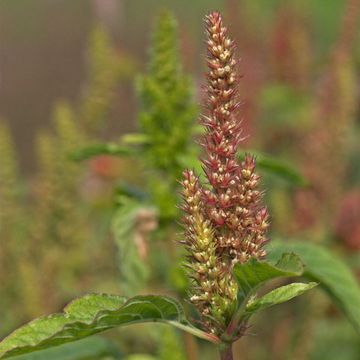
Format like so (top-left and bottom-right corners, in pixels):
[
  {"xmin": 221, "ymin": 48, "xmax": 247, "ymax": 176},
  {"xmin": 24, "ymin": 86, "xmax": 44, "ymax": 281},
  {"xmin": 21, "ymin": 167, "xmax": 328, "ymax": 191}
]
[{"xmin": 219, "ymin": 344, "xmax": 234, "ymax": 360}]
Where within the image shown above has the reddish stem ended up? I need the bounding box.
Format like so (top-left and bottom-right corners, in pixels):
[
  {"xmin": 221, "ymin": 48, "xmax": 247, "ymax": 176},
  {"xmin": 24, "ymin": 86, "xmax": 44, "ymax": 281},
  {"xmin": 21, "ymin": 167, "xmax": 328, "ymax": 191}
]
[{"xmin": 219, "ymin": 344, "xmax": 234, "ymax": 360}]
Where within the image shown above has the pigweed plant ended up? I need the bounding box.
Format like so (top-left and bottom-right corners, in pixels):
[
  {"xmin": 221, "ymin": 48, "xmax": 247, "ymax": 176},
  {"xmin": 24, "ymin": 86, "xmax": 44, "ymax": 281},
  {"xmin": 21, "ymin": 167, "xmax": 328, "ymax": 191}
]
[
  {"xmin": 2, "ymin": 11, "xmax": 352, "ymax": 360},
  {"xmin": 182, "ymin": 10, "xmax": 269, "ymax": 334}
]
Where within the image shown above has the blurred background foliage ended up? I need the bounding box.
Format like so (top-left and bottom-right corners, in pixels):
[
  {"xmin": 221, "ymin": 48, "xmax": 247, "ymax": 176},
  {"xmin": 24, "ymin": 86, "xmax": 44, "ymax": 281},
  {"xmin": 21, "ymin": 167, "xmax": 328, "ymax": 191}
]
[{"xmin": 0, "ymin": 0, "xmax": 359, "ymax": 359}]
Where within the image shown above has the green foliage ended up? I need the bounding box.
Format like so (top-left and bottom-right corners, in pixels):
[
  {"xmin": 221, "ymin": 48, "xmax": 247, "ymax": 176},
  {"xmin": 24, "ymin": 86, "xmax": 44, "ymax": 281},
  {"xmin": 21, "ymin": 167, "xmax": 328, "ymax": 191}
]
[
  {"xmin": 0, "ymin": 123, "xmax": 20, "ymax": 218},
  {"xmin": 71, "ymin": 11, "xmax": 198, "ymax": 223},
  {"xmin": 0, "ymin": 295, "xmax": 213, "ymax": 359},
  {"xmin": 112, "ymin": 197, "xmax": 156, "ymax": 295},
  {"xmin": 30, "ymin": 102, "xmax": 90, "ymax": 307},
  {"xmin": 20, "ymin": 25, "xmax": 137, "ymax": 314},
  {"xmin": 0, "ymin": 122, "xmax": 24, "ymax": 248},
  {"xmin": 9, "ymin": 337, "xmax": 122, "ymax": 360},
  {"xmin": 0, "ymin": 122, "xmax": 27, "ymax": 332},
  {"xmin": 268, "ymin": 241, "xmax": 360, "ymax": 333},
  {"xmin": 0, "ymin": 101, "xmax": 96, "ymax": 325},
  {"xmin": 245, "ymin": 282, "xmax": 317, "ymax": 315},
  {"xmin": 81, "ymin": 26, "xmax": 135, "ymax": 136},
  {"xmin": 158, "ymin": 328, "xmax": 186, "ymax": 360},
  {"xmin": 0, "ymin": 294, "xmax": 126, "ymax": 359},
  {"xmin": 224, "ymin": 253, "xmax": 316, "ymax": 340},
  {"xmin": 310, "ymin": 319, "xmax": 360, "ymax": 360},
  {"xmin": 71, "ymin": 143, "xmax": 134, "ymax": 161},
  {"xmin": 136, "ymin": 11, "xmax": 197, "ymax": 220},
  {"xmin": 2, "ymin": 5, "xmax": 360, "ymax": 360},
  {"xmin": 239, "ymin": 150, "xmax": 308, "ymax": 187},
  {"xmin": 233, "ymin": 253, "xmax": 304, "ymax": 304}
]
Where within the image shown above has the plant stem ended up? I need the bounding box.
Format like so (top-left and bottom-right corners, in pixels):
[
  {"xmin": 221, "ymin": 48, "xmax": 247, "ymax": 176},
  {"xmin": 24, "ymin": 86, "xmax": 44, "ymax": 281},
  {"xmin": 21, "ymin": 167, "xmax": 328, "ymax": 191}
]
[{"xmin": 219, "ymin": 343, "xmax": 234, "ymax": 360}]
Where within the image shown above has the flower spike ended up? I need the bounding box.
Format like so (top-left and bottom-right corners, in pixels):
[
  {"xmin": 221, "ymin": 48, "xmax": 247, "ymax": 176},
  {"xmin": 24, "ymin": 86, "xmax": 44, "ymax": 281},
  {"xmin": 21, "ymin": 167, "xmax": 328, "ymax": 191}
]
[{"xmin": 181, "ymin": 11, "xmax": 269, "ymax": 335}]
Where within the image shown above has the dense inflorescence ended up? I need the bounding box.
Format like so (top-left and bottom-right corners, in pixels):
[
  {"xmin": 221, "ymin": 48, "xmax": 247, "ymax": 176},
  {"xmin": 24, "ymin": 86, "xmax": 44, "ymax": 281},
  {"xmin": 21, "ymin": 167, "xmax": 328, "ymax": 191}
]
[
  {"xmin": 138, "ymin": 11, "xmax": 197, "ymax": 222},
  {"xmin": 181, "ymin": 12, "xmax": 269, "ymax": 335}
]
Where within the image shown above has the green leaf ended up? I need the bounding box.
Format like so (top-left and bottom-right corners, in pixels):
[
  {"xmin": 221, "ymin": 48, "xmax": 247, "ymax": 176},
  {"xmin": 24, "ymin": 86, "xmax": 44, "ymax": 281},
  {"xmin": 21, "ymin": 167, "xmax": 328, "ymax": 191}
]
[
  {"xmin": 246, "ymin": 282, "xmax": 317, "ymax": 315},
  {"xmin": 9, "ymin": 337, "xmax": 122, "ymax": 360},
  {"xmin": 267, "ymin": 241, "xmax": 360, "ymax": 334},
  {"xmin": 120, "ymin": 133, "xmax": 150, "ymax": 146},
  {"xmin": 70, "ymin": 143, "xmax": 134, "ymax": 161},
  {"xmin": 238, "ymin": 151, "xmax": 308, "ymax": 187},
  {"xmin": 233, "ymin": 252, "xmax": 304, "ymax": 304},
  {"xmin": 112, "ymin": 197, "xmax": 154, "ymax": 296},
  {"xmin": 223, "ymin": 254, "xmax": 307, "ymax": 341},
  {"xmin": 158, "ymin": 327, "xmax": 186, "ymax": 360},
  {"xmin": 0, "ymin": 294, "xmax": 217, "ymax": 359}
]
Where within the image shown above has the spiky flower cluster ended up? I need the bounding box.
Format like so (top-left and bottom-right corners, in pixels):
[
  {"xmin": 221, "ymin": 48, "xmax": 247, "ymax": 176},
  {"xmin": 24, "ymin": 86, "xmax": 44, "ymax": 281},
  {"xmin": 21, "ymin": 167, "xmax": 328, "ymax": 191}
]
[{"xmin": 181, "ymin": 12, "xmax": 269, "ymax": 334}]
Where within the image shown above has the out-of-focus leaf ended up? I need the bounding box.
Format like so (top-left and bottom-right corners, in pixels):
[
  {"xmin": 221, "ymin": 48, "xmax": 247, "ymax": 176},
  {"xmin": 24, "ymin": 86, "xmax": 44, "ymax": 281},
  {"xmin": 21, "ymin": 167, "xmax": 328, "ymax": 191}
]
[
  {"xmin": 0, "ymin": 294, "xmax": 217, "ymax": 359},
  {"xmin": 120, "ymin": 133, "xmax": 150, "ymax": 146},
  {"xmin": 246, "ymin": 282, "xmax": 317, "ymax": 315},
  {"xmin": 70, "ymin": 143, "xmax": 135, "ymax": 161},
  {"xmin": 10, "ymin": 337, "xmax": 122, "ymax": 360},
  {"xmin": 158, "ymin": 327, "xmax": 186, "ymax": 360},
  {"xmin": 268, "ymin": 241, "xmax": 360, "ymax": 334},
  {"xmin": 112, "ymin": 198, "xmax": 155, "ymax": 296},
  {"xmin": 238, "ymin": 151, "xmax": 308, "ymax": 187},
  {"xmin": 177, "ymin": 152, "xmax": 202, "ymax": 175},
  {"xmin": 310, "ymin": 318, "xmax": 360, "ymax": 360},
  {"xmin": 115, "ymin": 182, "xmax": 149, "ymax": 202}
]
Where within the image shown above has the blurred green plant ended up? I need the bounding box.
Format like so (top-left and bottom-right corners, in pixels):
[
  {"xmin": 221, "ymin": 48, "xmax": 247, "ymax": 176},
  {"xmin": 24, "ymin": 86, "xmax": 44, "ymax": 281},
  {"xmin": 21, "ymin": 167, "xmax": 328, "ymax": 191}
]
[
  {"xmin": 73, "ymin": 10, "xmax": 307, "ymax": 228},
  {"xmin": 135, "ymin": 10, "xmax": 198, "ymax": 222},
  {"xmin": 112, "ymin": 197, "xmax": 157, "ymax": 296},
  {"xmin": 0, "ymin": 3, "xmax": 360, "ymax": 360},
  {"xmin": 29, "ymin": 102, "xmax": 89, "ymax": 311},
  {"xmin": 158, "ymin": 328, "xmax": 186, "ymax": 360},
  {"xmin": 81, "ymin": 26, "xmax": 136, "ymax": 137},
  {"xmin": 8, "ymin": 337, "xmax": 122, "ymax": 360},
  {"xmin": 0, "ymin": 122, "xmax": 28, "ymax": 332},
  {"xmin": 1, "ymin": 11, "xmax": 357, "ymax": 360},
  {"xmin": 71, "ymin": 12, "xmax": 199, "ymax": 314},
  {"xmin": 73, "ymin": 11, "xmax": 198, "ymax": 224},
  {"xmin": 0, "ymin": 24, "xmax": 135, "ymax": 335}
]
